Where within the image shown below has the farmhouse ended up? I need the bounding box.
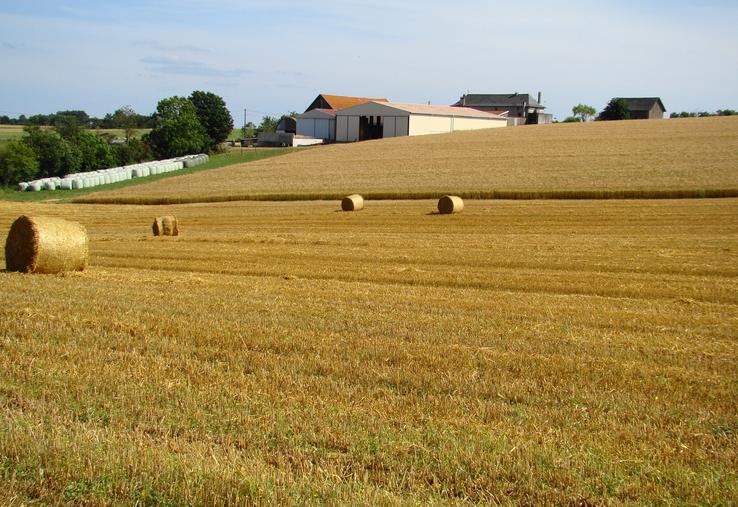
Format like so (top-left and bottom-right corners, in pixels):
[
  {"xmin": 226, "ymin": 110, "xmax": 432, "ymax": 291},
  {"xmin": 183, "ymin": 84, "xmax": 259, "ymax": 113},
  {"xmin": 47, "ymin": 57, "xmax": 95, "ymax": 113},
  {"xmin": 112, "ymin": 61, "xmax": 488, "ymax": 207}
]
[
  {"xmin": 335, "ymin": 101, "xmax": 507, "ymax": 142},
  {"xmin": 621, "ymin": 97, "xmax": 666, "ymax": 119},
  {"xmin": 452, "ymin": 92, "xmax": 553, "ymax": 126},
  {"xmin": 297, "ymin": 94, "xmax": 387, "ymax": 142}
]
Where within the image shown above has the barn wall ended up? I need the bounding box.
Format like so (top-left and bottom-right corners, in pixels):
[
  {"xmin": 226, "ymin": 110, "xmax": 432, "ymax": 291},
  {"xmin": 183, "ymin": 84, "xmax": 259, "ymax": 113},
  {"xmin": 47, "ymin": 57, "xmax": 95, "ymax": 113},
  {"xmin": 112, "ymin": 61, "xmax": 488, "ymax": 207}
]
[
  {"xmin": 452, "ymin": 117, "xmax": 507, "ymax": 131},
  {"xmin": 336, "ymin": 116, "xmax": 349, "ymax": 142},
  {"xmin": 396, "ymin": 117, "xmax": 409, "ymax": 137},
  {"xmin": 346, "ymin": 116, "xmax": 360, "ymax": 142},
  {"xmin": 408, "ymin": 115, "xmax": 453, "ymax": 136},
  {"xmin": 296, "ymin": 118, "xmax": 315, "ymax": 137}
]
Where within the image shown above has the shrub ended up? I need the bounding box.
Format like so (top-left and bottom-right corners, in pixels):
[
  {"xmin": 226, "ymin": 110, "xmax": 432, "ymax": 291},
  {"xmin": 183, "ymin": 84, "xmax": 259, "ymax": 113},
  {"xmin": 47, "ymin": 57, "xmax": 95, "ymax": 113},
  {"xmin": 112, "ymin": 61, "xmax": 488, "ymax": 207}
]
[{"xmin": 0, "ymin": 141, "xmax": 40, "ymax": 185}]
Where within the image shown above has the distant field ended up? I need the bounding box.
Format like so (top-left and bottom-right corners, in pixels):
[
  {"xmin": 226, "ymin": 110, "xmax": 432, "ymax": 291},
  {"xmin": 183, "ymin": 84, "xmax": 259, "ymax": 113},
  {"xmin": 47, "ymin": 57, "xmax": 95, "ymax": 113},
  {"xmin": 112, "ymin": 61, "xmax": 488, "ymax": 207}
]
[
  {"xmin": 0, "ymin": 125, "xmax": 149, "ymax": 145},
  {"xmin": 84, "ymin": 116, "xmax": 738, "ymax": 204},
  {"xmin": 0, "ymin": 198, "xmax": 736, "ymax": 504}
]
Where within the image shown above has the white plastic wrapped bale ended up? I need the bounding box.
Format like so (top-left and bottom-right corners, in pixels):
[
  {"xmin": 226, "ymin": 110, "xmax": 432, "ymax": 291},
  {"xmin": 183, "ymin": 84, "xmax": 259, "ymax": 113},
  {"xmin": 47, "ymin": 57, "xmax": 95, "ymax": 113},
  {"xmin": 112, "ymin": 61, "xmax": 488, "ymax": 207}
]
[
  {"xmin": 29, "ymin": 181, "xmax": 42, "ymax": 192},
  {"xmin": 59, "ymin": 179, "xmax": 73, "ymax": 190},
  {"xmin": 17, "ymin": 182, "xmax": 29, "ymax": 192},
  {"xmin": 72, "ymin": 179, "xmax": 84, "ymax": 190}
]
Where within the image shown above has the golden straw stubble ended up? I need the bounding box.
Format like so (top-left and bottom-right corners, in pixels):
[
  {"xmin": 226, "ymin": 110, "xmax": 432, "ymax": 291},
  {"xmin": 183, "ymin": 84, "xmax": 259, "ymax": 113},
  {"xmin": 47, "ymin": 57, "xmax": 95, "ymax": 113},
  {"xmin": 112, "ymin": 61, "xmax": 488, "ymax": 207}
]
[
  {"xmin": 4, "ymin": 215, "xmax": 88, "ymax": 273},
  {"xmin": 152, "ymin": 216, "xmax": 179, "ymax": 236},
  {"xmin": 437, "ymin": 195, "xmax": 464, "ymax": 214},
  {"xmin": 341, "ymin": 194, "xmax": 364, "ymax": 212}
]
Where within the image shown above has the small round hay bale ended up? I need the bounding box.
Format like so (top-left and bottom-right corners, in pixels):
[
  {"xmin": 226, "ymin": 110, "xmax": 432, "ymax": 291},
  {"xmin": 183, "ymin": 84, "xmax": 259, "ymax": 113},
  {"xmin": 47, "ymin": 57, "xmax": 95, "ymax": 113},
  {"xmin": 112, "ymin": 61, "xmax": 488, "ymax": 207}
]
[
  {"xmin": 4, "ymin": 215, "xmax": 88, "ymax": 274},
  {"xmin": 152, "ymin": 216, "xmax": 179, "ymax": 237},
  {"xmin": 341, "ymin": 194, "xmax": 364, "ymax": 212},
  {"xmin": 438, "ymin": 195, "xmax": 464, "ymax": 214},
  {"xmin": 17, "ymin": 182, "xmax": 29, "ymax": 192}
]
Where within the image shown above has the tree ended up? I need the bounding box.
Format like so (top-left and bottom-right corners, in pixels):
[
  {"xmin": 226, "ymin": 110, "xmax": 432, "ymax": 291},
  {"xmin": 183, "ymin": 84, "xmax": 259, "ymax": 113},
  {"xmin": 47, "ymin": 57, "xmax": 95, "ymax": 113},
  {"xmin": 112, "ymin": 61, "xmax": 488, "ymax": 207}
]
[
  {"xmin": 572, "ymin": 104, "xmax": 596, "ymax": 122},
  {"xmin": 0, "ymin": 141, "xmax": 39, "ymax": 185},
  {"xmin": 112, "ymin": 138, "xmax": 151, "ymax": 166},
  {"xmin": 22, "ymin": 126, "xmax": 81, "ymax": 177},
  {"xmin": 189, "ymin": 91, "xmax": 234, "ymax": 150},
  {"xmin": 597, "ymin": 98, "xmax": 630, "ymax": 121},
  {"xmin": 75, "ymin": 131, "xmax": 115, "ymax": 172},
  {"xmin": 54, "ymin": 114, "xmax": 83, "ymax": 140},
  {"xmin": 241, "ymin": 121, "xmax": 257, "ymax": 139},
  {"xmin": 56, "ymin": 110, "xmax": 90, "ymax": 128},
  {"xmin": 145, "ymin": 96, "xmax": 207, "ymax": 158},
  {"xmin": 257, "ymin": 115, "xmax": 279, "ymax": 133},
  {"xmin": 111, "ymin": 106, "xmax": 139, "ymax": 142}
]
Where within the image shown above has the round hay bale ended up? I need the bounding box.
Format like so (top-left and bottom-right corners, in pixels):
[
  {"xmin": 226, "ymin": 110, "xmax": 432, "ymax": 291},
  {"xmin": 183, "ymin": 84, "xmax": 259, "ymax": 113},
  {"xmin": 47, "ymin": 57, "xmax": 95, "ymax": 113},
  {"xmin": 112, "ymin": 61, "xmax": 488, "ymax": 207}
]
[
  {"xmin": 17, "ymin": 182, "xmax": 29, "ymax": 192},
  {"xmin": 152, "ymin": 216, "xmax": 179, "ymax": 237},
  {"xmin": 4, "ymin": 215, "xmax": 88, "ymax": 274},
  {"xmin": 438, "ymin": 195, "xmax": 464, "ymax": 214},
  {"xmin": 341, "ymin": 194, "xmax": 364, "ymax": 212}
]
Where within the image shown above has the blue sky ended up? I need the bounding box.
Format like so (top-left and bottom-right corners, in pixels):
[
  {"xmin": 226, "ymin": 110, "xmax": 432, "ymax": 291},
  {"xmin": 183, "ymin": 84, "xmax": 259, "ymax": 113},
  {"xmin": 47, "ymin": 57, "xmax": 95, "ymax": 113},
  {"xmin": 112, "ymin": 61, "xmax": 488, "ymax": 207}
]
[{"xmin": 1, "ymin": 0, "xmax": 737, "ymax": 123}]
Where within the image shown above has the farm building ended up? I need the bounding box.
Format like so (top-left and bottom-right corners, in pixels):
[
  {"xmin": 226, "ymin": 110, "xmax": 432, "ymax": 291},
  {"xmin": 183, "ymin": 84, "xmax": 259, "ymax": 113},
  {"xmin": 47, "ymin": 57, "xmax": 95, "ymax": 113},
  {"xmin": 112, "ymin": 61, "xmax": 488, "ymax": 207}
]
[
  {"xmin": 335, "ymin": 101, "xmax": 507, "ymax": 142},
  {"xmin": 296, "ymin": 108, "xmax": 336, "ymax": 141},
  {"xmin": 620, "ymin": 97, "xmax": 666, "ymax": 119},
  {"xmin": 296, "ymin": 94, "xmax": 387, "ymax": 142},
  {"xmin": 304, "ymin": 93, "xmax": 388, "ymax": 113},
  {"xmin": 453, "ymin": 92, "xmax": 553, "ymax": 126}
]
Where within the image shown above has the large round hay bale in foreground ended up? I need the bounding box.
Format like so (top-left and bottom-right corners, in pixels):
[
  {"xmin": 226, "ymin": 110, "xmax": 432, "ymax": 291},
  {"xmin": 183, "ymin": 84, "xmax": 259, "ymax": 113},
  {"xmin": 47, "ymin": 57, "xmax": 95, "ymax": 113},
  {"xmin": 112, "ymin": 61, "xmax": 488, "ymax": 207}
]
[
  {"xmin": 341, "ymin": 194, "xmax": 364, "ymax": 212},
  {"xmin": 437, "ymin": 195, "xmax": 464, "ymax": 214},
  {"xmin": 4, "ymin": 215, "xmax": 88, "ymax": 273},
  {"xmin": 152, "ymin": 216, "xmax": 179, "ymax": 236}
]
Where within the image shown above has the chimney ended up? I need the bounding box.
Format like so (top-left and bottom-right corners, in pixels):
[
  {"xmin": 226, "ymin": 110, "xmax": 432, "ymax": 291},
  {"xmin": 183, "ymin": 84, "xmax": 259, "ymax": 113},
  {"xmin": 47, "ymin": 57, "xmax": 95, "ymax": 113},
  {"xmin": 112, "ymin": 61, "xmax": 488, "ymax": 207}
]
[{"xmin": 537, "ymin": 91, "xmax": 542, "ymax": 105}]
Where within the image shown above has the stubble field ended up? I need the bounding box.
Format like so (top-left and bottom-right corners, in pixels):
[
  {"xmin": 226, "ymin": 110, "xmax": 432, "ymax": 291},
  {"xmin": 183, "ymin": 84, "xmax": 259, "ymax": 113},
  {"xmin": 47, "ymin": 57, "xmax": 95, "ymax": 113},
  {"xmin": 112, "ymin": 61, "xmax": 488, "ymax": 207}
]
[
  {"xmin": 82, "ymin": 116, "xmax": 738, "ymax": 204},
  {"xmin": 0, "ymin": 198, "xmax": 736, "ymax": 504}
]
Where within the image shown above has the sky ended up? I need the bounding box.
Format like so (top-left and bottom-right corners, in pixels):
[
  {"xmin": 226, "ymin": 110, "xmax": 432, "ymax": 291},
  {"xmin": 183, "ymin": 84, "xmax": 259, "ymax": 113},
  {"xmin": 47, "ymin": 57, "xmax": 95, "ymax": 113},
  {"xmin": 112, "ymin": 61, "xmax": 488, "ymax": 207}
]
[{"xmin": 1, "ymin": 0, "xmax": 737, "ymax": 123}]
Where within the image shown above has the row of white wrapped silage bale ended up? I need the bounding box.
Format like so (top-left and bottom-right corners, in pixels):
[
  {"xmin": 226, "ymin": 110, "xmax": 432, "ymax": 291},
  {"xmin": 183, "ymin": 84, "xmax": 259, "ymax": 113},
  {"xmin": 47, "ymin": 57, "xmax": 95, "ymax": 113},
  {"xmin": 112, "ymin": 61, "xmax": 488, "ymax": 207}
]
[{"xmin": 18, "ymin": 154, "xmax": 208, "ymax": 191}]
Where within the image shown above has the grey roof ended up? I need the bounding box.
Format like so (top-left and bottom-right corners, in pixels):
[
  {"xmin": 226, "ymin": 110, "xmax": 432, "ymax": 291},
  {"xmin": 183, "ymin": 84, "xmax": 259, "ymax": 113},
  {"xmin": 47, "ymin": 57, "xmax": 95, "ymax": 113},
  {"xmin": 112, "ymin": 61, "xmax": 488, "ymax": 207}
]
[
  {"xmin": 619, "ymin": 97, "xmax": 666, "ymax": 112},
  {"xmin": 452, "ymin": 93, "xmax": 544, "ymax": 109}
]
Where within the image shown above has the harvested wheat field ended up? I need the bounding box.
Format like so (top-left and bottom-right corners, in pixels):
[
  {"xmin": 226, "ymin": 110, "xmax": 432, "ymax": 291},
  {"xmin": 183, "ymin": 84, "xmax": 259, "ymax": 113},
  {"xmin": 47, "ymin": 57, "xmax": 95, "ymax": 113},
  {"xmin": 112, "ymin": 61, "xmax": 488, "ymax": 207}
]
[
  {"xmin": 81, "ymin": 116, "xmax": 738, "ymax": 204},
  {"xmin": 0, "ymin": 198, "xmax": 736, "ymax": 504}
]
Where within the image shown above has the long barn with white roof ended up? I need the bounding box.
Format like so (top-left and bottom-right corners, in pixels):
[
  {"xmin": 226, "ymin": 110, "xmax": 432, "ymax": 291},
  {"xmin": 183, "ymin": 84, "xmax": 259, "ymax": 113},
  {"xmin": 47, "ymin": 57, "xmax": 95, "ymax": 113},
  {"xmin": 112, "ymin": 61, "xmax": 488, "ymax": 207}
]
[{"xmin": 335, "ymin": 101, "xmax": 507, "ymax": 142}]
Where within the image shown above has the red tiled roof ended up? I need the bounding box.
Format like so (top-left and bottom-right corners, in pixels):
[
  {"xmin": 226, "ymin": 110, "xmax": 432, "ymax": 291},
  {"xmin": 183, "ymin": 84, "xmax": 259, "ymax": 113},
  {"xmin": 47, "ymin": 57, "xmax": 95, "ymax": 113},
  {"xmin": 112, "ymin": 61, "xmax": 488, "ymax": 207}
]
[{"xmin": 321, "ymin": 94, "xmax": 388, "ymax": 110}]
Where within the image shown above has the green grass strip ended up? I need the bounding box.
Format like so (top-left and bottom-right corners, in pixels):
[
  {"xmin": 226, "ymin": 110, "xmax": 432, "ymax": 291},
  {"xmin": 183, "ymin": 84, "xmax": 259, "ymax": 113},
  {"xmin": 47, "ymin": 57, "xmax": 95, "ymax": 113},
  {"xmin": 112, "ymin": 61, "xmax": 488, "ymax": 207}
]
[{"xmin": 0, "ymin": 148, "xmax": 290, "ymax": 203}]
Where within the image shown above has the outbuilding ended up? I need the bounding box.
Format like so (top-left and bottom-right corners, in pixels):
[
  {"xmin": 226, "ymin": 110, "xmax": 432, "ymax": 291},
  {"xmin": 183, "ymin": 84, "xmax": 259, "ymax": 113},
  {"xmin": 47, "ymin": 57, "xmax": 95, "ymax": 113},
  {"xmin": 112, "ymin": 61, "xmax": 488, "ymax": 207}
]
[
  {"xmin": 296, "ymin": 108, "xmax": 337, "ymax": 141},
  {"xmin": 335, "ymin": 101, "xmax": 507, "ymax": 142},
  {"xmin": 620, "ymin": 97, "xmax": 666, "ymax": 120}
]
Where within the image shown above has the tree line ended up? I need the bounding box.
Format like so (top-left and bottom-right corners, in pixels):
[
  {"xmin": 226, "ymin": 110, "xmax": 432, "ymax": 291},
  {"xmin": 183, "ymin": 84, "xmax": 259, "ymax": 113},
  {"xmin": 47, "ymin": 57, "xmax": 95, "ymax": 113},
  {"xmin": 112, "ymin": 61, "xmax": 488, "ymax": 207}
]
[
  {"xmin": 0, "ymin": 91, "xmax": 233, "ymax": 186},
  {"xmin": 563, "ymin": 99, "xmax": 737, "ymax": 122},
  {"xmin": 0, "ymin": 109, "xmax": 154, "ymax": 129}
]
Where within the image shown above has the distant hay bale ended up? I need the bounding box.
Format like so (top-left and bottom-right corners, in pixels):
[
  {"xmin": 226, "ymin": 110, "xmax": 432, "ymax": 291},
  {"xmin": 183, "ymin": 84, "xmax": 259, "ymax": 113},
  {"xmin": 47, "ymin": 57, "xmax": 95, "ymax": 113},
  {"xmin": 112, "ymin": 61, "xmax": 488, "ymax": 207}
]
[
  {"xmin": 438, "ymin": 195, "xmax": 464, "ymax": 214},
  {"xmin": 17, "ymin": 182, "xmax": 28, "ymax": 192},
  {"xmin": 4, "ymin": 215, "xmax": 88, "ymax": 274},
  {"xmin": 152, "ymin": 216, "xmax": 179, "ymax": 236},
  {"xmin": 341, "ymin": 194, "xmax": 364, "ymax": 211}
]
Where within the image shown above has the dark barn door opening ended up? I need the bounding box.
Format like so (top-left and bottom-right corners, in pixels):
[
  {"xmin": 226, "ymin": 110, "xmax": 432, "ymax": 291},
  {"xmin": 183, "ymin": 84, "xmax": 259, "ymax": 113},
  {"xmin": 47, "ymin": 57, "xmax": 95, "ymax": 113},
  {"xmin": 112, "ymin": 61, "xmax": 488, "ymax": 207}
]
[{"xmin": 359, "ymin": 116, "xmax": 383, "ymax": 141}]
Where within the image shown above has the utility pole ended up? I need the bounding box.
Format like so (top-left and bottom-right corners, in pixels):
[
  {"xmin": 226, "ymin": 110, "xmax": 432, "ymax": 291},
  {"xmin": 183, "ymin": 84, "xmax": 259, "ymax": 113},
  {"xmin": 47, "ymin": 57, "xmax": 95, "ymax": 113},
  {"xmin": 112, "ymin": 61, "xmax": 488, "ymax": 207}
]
[{"xmin": 242, "ymin": 108, "xmax": 246, "ymax": 154}]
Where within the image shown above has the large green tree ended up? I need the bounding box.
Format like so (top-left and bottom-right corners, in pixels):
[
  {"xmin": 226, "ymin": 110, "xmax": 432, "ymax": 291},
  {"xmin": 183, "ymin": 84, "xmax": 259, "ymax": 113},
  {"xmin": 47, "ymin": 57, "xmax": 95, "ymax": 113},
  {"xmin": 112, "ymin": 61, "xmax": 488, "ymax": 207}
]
[
  {"xmin": 189, "ymin": 91, "xmax": 234, "ymax": 150},
  {"xmin": 145, "ymin": 96, "xmax": 207, "ymax": 158},
  {"xmin": 75, "ymin": 131, "xmax": 115, "ymax": 172},
  {"xmin": 597, "ymin": 98, "xmax": 630, "ymax": 121},
  {"xmin": 22, "ymin": 126, "xmax": 81, "ymax": 177},
  {"xmin": 0, "ymin": 141, "xmax": 39, "ymax": 185}
]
